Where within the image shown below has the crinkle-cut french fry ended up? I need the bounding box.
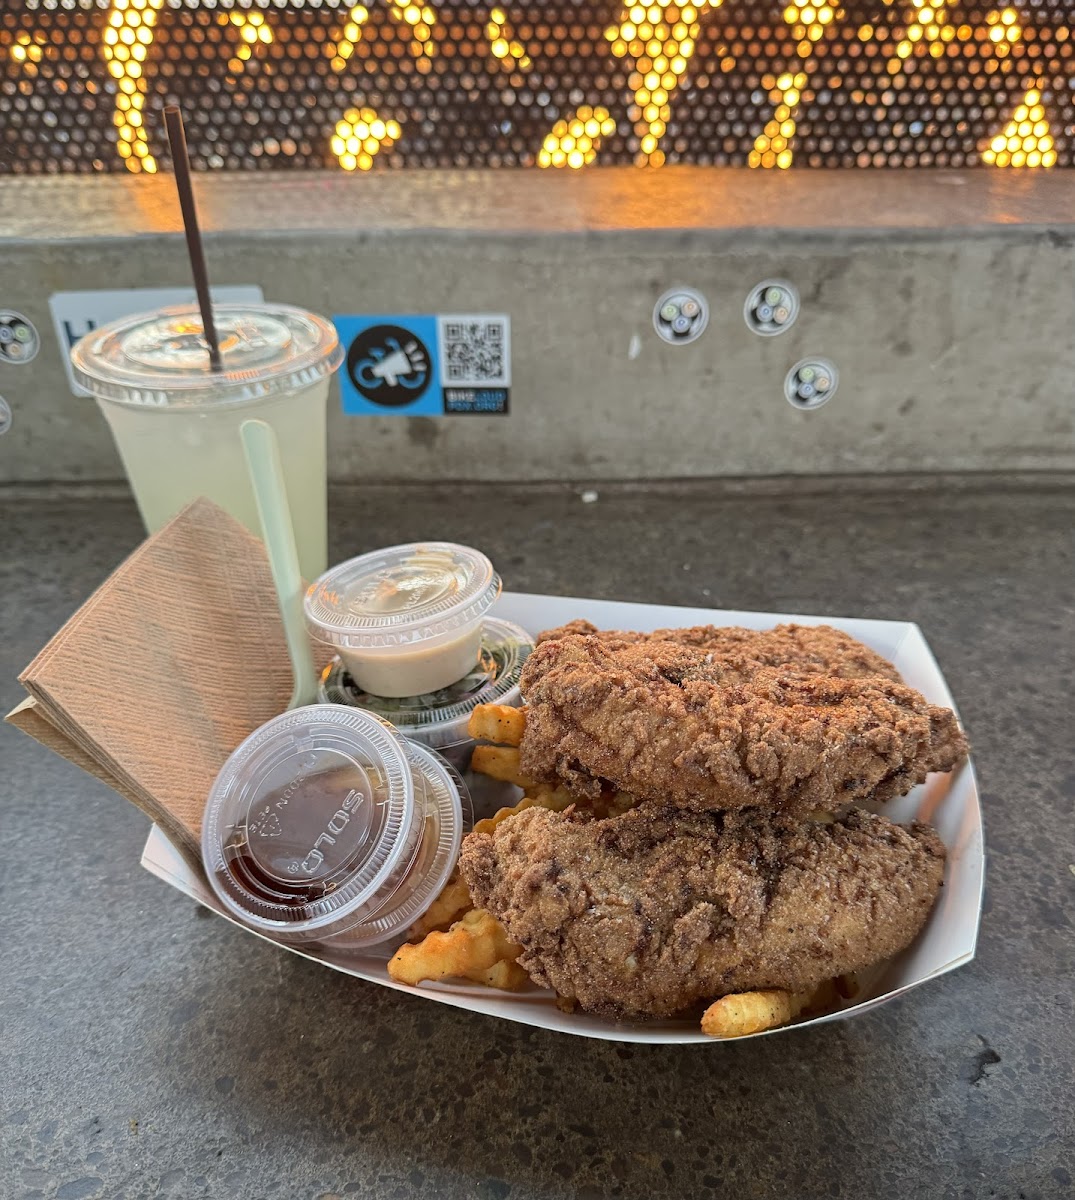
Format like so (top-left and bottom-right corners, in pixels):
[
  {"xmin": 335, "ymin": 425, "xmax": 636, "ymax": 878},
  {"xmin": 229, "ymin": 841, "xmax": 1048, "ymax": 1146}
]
[
  {"xmin": 474, "ymin": 959, "xmax": 530, "ymax": 991},
  {"xmin": 700, "ymin": 989, "xmax": 805, "ymax": 1038},
  {"xmin": 526, "ymin": 787, "xmax": 575, "ymax": 813},
  {"xmin": 469, "ymin": 744, "xmax": 535, "ymax": 788},
  {"xmin": 522, "ymin": 782, "xmax": 572, "ymax": 802},
  {"xmin": 472, "ymin": 790, "xmax": 574, "ymax": 836},
  {"xmin": 387, "ymin": 909, "xmax": 522, "ymax": 988},
  {"xmin": 701, "ymin": 975, "xmax": 853, "ymax": 1037},
  {"xmin": 407, "ymin": 873, "xmax": 473, "ymax": 940},
  {"xmin": 601, "ymin": 790, "xmax": 642, "ymax": 818},
  {"xmin": 523, "ymin": 783, "xmax": 639, "ymax": 821},
  {"xmin": 467, "ymin": 703, "xmax": 528, "ymax": 746}
]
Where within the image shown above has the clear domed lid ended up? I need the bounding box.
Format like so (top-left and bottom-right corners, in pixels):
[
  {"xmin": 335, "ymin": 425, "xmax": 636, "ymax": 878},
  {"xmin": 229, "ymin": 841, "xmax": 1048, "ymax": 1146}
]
[
  {"xmin": 318, "ymin": 617, "xmax": 533, "ymax": 748},
  {"xmin": 338, "ymin": 739, "xmax": 471, "ymax": 946},
  {"xmin": 71, "ymin": 303, "xmax": 342, "ymax": 409},
  {"xmin": 201, "ymin": 705, "xmax": 413, "ymax": 933},
  {"xmin": 304, "ymin": 542, "xmax": 500, "ymax": 651}
]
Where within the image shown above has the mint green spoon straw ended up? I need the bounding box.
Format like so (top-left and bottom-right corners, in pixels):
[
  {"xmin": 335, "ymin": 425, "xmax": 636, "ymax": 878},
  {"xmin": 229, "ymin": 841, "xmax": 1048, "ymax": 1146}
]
[{"xmin": 240, "ymin": 418, "xmax": 318, "ymax": 709}]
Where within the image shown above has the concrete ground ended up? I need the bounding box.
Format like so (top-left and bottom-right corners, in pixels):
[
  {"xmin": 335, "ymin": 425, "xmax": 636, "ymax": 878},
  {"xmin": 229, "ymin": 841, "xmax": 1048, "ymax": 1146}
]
[{"xmin": 2, "ymin": 476, "xmax": 1073, "ymax": 1200}]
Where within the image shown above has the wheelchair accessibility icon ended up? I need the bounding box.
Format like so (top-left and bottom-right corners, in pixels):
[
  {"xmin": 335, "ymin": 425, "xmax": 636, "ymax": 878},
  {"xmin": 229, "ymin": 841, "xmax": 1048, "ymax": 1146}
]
[{"xmin": 346, "ymin": 324, "xmax": 432, "ymax": 406}]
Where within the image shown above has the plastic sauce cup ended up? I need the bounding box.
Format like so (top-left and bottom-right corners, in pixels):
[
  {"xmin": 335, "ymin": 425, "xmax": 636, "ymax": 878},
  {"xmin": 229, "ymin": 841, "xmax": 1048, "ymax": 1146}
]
[
  {"xmin": 71, "ymin": 302, "xmax": 343, "ymax": 582},
  {"xmin": 304, "ymin": 543, "xmax": 501, "ymax": 698},
  {"xmin": 201, "ymin": 705, "xmax": 470, "ymax": 950},
  {"xmin": 317, "ymin": 616, "xmax": 533, "ymax": 774}
]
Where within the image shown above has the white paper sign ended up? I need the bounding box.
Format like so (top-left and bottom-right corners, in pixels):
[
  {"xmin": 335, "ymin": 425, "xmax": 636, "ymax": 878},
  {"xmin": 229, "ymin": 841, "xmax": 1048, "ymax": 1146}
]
[
  {"xmin": 142, "ymin": 593, "xmax": 983, "ymax": 1044},
  {"xmin": 49, "ymin": 285, "xmax": 264, "ymax": 394}
]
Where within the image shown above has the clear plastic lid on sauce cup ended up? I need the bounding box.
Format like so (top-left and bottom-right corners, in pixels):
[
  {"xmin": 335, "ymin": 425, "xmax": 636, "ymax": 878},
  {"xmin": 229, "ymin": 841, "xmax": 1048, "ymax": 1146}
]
[
  {"xmin": 201, "ymin": 705, "xmax": 468, "ymax": 949},
  {"xmin": 304, "ymin": 543, "xmax": 501, "ymax": 698},
  {"xmin": 317, "ymin": 617, "xmax": 533, "ymax": 752},
  {"xmin": 386, "ymin": 739, "xmax": 473, "ymax": 942}
]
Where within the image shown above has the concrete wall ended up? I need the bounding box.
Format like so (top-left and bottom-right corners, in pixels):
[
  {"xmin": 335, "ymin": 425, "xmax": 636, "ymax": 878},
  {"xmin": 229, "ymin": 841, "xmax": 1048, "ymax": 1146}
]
[{"xmin": 2, "ymin": 169, "xmax": 1072, "ymax": 483}]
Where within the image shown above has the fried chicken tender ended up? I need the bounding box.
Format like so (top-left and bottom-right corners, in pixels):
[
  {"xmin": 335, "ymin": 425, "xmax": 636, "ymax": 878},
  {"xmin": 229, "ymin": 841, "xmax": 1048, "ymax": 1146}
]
[
  {"xmin": 460, "ymin": 805, "xmax": 946, "ymax": 1019},
  {"xmin": 518, "ymin": 636, "xmax": 967, "ymax": 818},
  {"xmin": 535, "ymin": 620, "xmax": 902, "ymax": 682}
]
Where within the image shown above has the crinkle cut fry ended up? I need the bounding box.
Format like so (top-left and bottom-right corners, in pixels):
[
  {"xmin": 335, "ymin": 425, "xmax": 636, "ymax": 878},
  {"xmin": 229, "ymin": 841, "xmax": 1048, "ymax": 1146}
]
[
  {"xmin": 466, "ymin": 703, "xmax": 528, "ymax": 746},
  {"xmin": 700, "ymin": 989, "xmax": 804, "ymax": 1038},
  {"xmin": 388, "ymin": 909, "xmax": 527, "ymax": 991},
  {"xmin": 469, "ymin": 744, "xmax": 535, "ymax": 789},
  {"xmin": 406, "ymin": 872, "xmax": 473, "ymax": 940},
  {"xmin": 700, "ymin": 974, "xmax": 861, "ymax": 1037}
]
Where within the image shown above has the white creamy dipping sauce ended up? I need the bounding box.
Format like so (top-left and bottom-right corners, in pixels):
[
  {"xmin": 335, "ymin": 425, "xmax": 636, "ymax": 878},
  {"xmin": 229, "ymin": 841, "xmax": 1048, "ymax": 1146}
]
[{"xmin": 304, "ymin": 541, "xmax": 501, "ymax": 698}]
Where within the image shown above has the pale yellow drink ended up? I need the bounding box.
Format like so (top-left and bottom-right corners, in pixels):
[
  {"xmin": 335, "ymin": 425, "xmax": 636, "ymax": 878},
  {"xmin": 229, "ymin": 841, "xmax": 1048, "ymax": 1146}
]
[{"xmin": 72, "ymin": 304, "xmax": 342, "ymax": 582}]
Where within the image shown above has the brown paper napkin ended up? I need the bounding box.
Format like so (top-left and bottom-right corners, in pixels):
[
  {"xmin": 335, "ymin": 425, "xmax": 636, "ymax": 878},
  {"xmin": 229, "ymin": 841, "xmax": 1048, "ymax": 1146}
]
[{"xmin": 7, "ymin": 497, "xmax": 330, "ymax": 864}]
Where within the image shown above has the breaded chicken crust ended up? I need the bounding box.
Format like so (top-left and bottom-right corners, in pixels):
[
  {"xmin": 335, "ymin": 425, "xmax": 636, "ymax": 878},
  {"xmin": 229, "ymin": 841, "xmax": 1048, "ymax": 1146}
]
[
  {"xmin": 518, "ymin": 636, "xmax": 967, "ymax": 818},
  {"xmin": 535, "ymin": 620, "xmax": 902, "ymax": 682},
  {"xmin": 460, "ymin": 805, "xmax": 946, "ymax": 1019}
]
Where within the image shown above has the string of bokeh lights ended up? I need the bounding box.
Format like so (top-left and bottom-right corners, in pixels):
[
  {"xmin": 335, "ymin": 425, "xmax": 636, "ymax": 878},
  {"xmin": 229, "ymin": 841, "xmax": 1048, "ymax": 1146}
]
[{"xmin": 2, "ymin": 1, "xmax": 1069, "ymax": 174}]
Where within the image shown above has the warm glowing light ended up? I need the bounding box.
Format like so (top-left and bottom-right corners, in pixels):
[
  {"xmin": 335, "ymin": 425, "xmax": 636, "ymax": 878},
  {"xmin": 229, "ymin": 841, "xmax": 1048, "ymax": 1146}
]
[
  {"xmin": 332, "ymin": 106, "xmax": 401, "ymax": 171},
  {"xmin": 981, "ymin": 82, "xmax": 1057, "ymax": 168},
  {"xmin": 9, "ymin": 32, "xmax": 45, "ymax": 68},
  {"xmin": 329, "ymin": 6, "xmax": 370, "ymax": 71},
  {"xmin": 751, "ymin": 3, "xmax": 839, "ymax": 168},
  {"xmin": 326, "ymin": 3, "xmax": 441, "ymax": 161},
  {"xmin": 892, "ymin": 0, "xmax": 957, "ymax": 74},
  {"xmin": 101, "ymin": 0, "xmax": 274, "ymax": 173},
  {"xmin": 537, "ymin": 106, "xmax": 617, "ymax": 168},
  {"xmin": 7, "ymin": 1, "xmax": 1070, "ymax": 175},
  {"xmin": 986, "ymin": 6, "xmax": 1022, "ymax": 43},
  {"xmin": 390, "ymin": 3, "xmax": 437, "ymax": 62},
  {"xmin": 224, "ymin": 11, "xmax": 274, "ymax": 75},
  {"xmin": 102, "ymin": 0, "xmax": 165, "ymax": 173},
  {"xmin": 544, "ymin": 2, "xmax": 719, "ymax": 168},
  {"xmin": 889, "ymin": 2, "xmax": 1051, "ymax": 169},
  {"xmin": 486, "ymin": 8, "xmax": 531, "ymax": 71}
]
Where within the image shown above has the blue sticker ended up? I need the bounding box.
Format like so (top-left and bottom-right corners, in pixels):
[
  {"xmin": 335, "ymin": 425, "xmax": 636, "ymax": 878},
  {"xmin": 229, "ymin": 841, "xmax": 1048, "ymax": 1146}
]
[
  {"xmin": 334, "ymin": 314, "xmax": 442, "ymax": 416},
  {"xmin": 334, "ymin": 314, "xmax": 510, "ymax": 416}
]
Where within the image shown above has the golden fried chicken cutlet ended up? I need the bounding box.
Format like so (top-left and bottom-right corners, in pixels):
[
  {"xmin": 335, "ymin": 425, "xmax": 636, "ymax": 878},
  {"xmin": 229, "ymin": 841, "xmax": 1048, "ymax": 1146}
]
[
  {"xmin": 518, "ymin": 636, "xmax": 967, "ymax": 819},
  {"xmin": 460, "ymin": 805, "xmax": 946, "ymax": 1019},
  {"xmin": 535, "ymin": 620, "xmax": 902, "ymax": 682}
]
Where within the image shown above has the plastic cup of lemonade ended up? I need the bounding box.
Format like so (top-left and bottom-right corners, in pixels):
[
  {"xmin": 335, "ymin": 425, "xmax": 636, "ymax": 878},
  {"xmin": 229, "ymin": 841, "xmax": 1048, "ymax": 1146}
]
[{"xmin": 71, "ymin": 302, "xmax": 342, "ymax": 582}]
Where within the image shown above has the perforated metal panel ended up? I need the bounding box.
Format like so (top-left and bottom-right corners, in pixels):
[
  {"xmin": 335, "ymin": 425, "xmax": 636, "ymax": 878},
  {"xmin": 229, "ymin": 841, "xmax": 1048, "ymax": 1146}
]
[{"xmin": 2, "ymin": 1, "xmax": 1072, "ymax": 174}]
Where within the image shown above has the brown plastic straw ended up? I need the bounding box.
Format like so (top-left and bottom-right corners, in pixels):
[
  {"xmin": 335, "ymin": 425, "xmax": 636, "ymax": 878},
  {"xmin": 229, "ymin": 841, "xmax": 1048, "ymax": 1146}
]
[{"xmin": 164, "ymin": 105, "xmax": 222, "ymax": 372}]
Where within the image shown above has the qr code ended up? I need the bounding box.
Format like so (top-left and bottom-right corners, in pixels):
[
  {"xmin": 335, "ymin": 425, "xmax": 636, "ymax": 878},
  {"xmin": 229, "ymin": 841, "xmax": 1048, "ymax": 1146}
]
[{"xmin": 438, "ymin": 316, "xmax": 510, "ymax": 386}]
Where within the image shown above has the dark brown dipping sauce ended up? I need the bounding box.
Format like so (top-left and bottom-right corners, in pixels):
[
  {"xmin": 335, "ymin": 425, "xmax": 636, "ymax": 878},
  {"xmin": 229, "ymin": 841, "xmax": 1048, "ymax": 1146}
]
[
  {"xmin": 219, "ymin": 766, "xmax": 384, "ymax": 910},
  {"xmin": 223, "ymin": 849, "xmax": 333, "ymax": 908}
]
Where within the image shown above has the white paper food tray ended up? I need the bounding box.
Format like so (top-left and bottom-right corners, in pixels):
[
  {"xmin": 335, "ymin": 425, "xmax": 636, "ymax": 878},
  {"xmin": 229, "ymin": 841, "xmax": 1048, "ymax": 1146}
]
[{"xmin": 142, "ymin": 592, "xmax": 983, "ymax": 1044}]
